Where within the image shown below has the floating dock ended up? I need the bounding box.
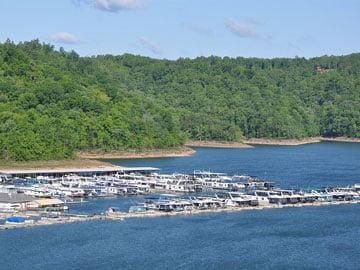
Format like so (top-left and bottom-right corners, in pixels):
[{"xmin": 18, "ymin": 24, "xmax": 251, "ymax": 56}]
[
  {"xmin": 1, "ymin": 200, "xmax": 359, "ymax": 230},
  {"xmin": 1, "ymin": 168, "xmax": 360, "ymax": 230}
]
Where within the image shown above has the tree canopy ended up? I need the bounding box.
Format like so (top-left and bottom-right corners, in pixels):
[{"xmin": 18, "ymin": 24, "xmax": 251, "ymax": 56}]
[{"xmin": 0, "ymin": 40, "xmax": 359, "ymax": 160}]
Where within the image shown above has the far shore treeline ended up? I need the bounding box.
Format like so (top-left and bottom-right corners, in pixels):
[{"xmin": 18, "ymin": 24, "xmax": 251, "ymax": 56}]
[{"xmin": 0, "ymin": 40, "xmax": 359, "ymax": 161}]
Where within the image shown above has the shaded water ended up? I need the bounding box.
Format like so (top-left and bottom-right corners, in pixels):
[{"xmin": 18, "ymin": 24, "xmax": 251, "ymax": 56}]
[{"xmin": 1, "ymin": 143, "xmax": 360, "ymax": 270}]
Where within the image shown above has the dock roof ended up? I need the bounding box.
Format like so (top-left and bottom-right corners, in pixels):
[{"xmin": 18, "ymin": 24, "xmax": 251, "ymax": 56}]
[
  {"xmin": 29, "ymin": 198, "xmax": 65, "ymax": 207},
  {"xmin": 0, "ymin": 166, "xmax": 159, "ymax": 177},
  {"xmin": 0, "ymin": 193, "xmax": 35, "ymax": 203}
]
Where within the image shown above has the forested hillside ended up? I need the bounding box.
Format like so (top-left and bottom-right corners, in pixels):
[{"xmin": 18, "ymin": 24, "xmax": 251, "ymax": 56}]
[{"xmin": 0, "ymin": 40, "xmax": 359, "ymax": 161}]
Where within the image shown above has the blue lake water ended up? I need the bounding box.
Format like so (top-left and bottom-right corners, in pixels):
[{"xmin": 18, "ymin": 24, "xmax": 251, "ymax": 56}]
[
  {"xmin": 1, "ymin": 142, "xmax": 360, "ymax": 270},
  {"xmin": 115, "ymin": 142, "xmax": 360, "ymax": 188}
]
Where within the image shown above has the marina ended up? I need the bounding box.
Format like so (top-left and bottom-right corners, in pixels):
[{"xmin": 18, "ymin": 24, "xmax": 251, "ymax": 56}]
[
  {"xmin": 1, "ymin": 163, "xmax": 360, "ymax": 229},
  {"xmin": 1, "ymin": 194, "xmax": 360, "ymax": 230}
]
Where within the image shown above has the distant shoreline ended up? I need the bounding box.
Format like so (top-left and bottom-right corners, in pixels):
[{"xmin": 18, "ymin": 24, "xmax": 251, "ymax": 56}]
[
  {"xmin": 77, "ymin": 147, "xmax": 195, "ymax": 160},
  {"xmin": 244, "ymin": 137, "xmax": 322, "ymax": 146},
  {"xmin": 319, "ymin": 136, "xmax": 360, "ymax": 143},
  {"xmin": 244, "ymin": 136, "xmax": 360, "ymax": 146},
  {"xmin": 185, "ymin": 140, "xmax": 252, "ymax": 148},
  {"xmin": 0, "ymin": 158, "xmax": 116, "ymax": 171},
  {"xmin": 1, "ymin": 137, "xmax": 359, "ymax": 171},
  {"xmin": 186, "ymin": 137, "xmax": 360, "ymax": 148}
]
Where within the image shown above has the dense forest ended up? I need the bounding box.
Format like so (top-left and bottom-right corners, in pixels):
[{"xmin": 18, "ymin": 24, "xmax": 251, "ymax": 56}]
[{"xmin": 0, "ymin": 40, "xmax": 359, "ymax": 161}]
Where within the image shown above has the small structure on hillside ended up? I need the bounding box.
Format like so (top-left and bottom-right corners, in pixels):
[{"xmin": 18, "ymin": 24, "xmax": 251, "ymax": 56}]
[{"xmin": 314, "ymin": 65, "xmax": 334, "ymax": 74}]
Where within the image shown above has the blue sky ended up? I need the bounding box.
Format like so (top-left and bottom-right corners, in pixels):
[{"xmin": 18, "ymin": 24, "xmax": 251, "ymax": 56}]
[{"xmin": 0, "ymin": 0, "xmax": 359, "ymax": 59}]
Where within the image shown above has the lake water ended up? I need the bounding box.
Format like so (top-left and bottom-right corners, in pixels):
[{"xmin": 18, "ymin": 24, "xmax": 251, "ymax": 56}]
[
  {"xmin": 1, "ymin": 142, "xmax": 360, "ymax": 270},
  {"xmin": 116, "ymin": 142, "xmax": 360, "ymax": 188}
]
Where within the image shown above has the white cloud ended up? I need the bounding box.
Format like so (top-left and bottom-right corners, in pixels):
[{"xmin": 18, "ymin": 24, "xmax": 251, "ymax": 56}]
[
  {"xmin": 94, "ymin": 0, "xmax": 145, "ymax": 12},
  {"xmin": 139, "ymin": 37, "xmax": 162, "ymax": 55},
  {"xmin": 225, "ymin": 18, "xmax": 258, "ymax": 39},
  {"xmin": 49, "ymin": 32, "xmax": 81, "ymax": 44}
]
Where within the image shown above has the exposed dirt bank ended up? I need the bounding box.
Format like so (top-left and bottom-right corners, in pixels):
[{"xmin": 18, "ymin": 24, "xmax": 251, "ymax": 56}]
[
  {"xmin": 77, "ymin": 147, "xmax": 195, "ymax": 160},
  {"xmin": 0, "ymin": 158, "xmax": 115, "ymax": 170},
  {"xmin": 244, "ymin": 137, "xmax": 322, "ymax": 146},
  {"xmin": 244, "ymin": 136, "xmax": 360, "ymax": 146},
  {"xmin": 185, "ymin": 140, "xmax": 253, "ymax": 148},
  {"xmin": 320, "ymin": 136, "xmax": 360, "ymax": 143}
]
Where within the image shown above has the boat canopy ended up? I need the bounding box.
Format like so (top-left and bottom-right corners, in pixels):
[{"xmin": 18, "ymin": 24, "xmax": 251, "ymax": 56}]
[
  {"xmin": 6, "ymin": 216, "xmax": 25, "ymax": 223},
  {"xmin": 28, "ymin": 198, "xmax": 64, "ymax": 207}
]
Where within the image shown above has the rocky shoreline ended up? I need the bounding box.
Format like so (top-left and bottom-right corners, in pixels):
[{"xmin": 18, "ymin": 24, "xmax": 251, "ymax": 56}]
[
  {"xmin": 0, "ymin": 158, "xmax": 117, "ymax": 171},
  {"xmin": 77, "ymin": 147, "xmax": 195, "ymax": 160},
  {"xmin": 319, "ymin": 136, "xmax": 360, "ymax": 143},
  {"xmin": 186, "ymin": 136, "xmax": 360, "ymax": 148},
  {"xmin": 1, "ymin": 137, "xmax": 359, "ymax": 170},
  {"xmin": 244, "ymin": 136, "xmax": 360, "ymax": 146},
  {"xmin": 244, "ymin": 137, "xmax": 322, "ymax": 146},
  {"xmin": 185, "ymin": 140, "xmax": 252, "ymax": 148}
]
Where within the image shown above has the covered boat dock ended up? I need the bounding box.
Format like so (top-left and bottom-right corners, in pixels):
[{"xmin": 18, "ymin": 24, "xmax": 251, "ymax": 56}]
[{"xmin": 0, "ymin": 166, "xmax": 159, "ymax": 178}]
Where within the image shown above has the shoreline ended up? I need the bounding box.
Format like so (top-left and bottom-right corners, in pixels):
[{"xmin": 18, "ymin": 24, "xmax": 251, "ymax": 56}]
[
  {"xmin": 243, "ymin": 137, "xmax": 322, "ymax": 146},
  {"xmin": 185, "ymin": 140, "xmax": 253, "ymax": 148},
  {"xmin": 77, "ymin": 147, "xmax": 195, "ymax": 160},
  {"xmin": 186, "ymin": 136, "xmax": 360, "ymax": 148},
  {"xmin": 319, "ymin": 136, "xmax": 360, "ymax": 143},
  {"xmin": 244, "ymin": 136, "xmax": 360, "ymax": 146},
  {"xmin": 0, "ymin": 158, "xmax": 117, "ymax": 171},
  {"xmin": 1, "ymin": 137, "xmax": 359, "ymax": 170}
]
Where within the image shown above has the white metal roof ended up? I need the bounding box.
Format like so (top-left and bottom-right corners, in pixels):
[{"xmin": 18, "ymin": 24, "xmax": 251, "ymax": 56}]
[{"xmin": 0, "ymin": 166, "xmax": 159, "ymax": 175}]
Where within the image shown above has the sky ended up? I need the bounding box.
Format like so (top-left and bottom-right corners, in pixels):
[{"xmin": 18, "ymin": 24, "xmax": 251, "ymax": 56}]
[{"xmin": 0, "ymin": 0, "xmax": 359, "ymax": 59}]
